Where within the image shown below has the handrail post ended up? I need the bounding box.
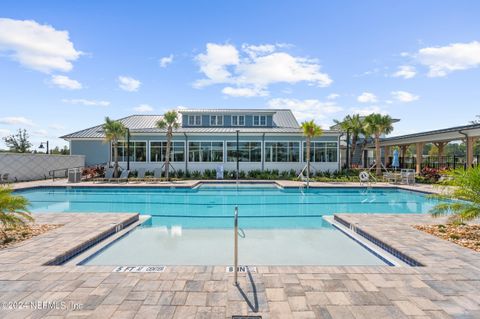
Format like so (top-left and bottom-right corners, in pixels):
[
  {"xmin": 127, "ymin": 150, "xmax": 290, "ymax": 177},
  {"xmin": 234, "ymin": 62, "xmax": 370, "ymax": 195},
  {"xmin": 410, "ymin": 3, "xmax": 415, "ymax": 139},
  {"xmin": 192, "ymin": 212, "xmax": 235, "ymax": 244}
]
[{"xmin": 233, "ymin": 205, "xmax": 239, "ymax": 286}]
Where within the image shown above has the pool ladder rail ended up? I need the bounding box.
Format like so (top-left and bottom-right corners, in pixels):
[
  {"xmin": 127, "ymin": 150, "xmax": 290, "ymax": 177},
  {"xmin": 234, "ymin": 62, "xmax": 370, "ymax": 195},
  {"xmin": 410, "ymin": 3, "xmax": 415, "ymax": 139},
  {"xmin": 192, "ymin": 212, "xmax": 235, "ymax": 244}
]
[{"xmin": 234, "ymin": 206, "xmax": 239, "ymax": 286}]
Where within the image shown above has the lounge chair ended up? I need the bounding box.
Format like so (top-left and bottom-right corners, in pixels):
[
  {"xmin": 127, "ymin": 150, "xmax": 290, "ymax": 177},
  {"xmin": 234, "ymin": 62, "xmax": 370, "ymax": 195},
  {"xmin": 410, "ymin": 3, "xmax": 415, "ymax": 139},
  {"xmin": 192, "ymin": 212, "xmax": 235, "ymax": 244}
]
[
  {"xmin": 146, "ymin": 168, "xmax": 163, "ymax": 183},
  {"xmin": 129, "ymin": 168, "xmax": 146, "ymax": 183},
  {"xmin": 112, "ymin": 170, "xmax": 130, "ymax": 183},
  {"xmin": 93, "ymin": 168, "xmax": 114, "ymax": 183}
]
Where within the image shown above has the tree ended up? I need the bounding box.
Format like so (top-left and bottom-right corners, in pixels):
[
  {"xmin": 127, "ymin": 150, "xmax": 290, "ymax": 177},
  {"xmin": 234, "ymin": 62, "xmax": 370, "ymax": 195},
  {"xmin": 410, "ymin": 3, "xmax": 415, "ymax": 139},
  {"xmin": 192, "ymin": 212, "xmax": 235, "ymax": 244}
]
[
  {"xmin": 364, "ymin": 113, "xmax": 394, "ymax": 175},
  {"xmin": 2, "ymin": 129, "xmax": 32, "ymax": 153},
  {"xmin": 103, "ymin": 117, "xmax": 127, "ymax": 178},
  {"xmin": 334, "ymin": 114, "xmax": 365, "ymax": 168},
  {"xmin": 51, "ymin": 146, "xmax": 70, "ymax": 155},
  {"xmin": 0, "ymin": 186, "xmax": 33, "ymax": 237},
  {"xmin": 430, "ymin": 166, "xmax": 480, "ymax": 223},
  {"xmin": 301, "ymin": 120, "xmax": 323, "ymax": 188},
  {"xmin": 156, "ymin": 111, "xmax": 179, "ymax": 180},
  {"xmin": 470, "ymin": 115, "xmax": 480, "ymax": 124}
]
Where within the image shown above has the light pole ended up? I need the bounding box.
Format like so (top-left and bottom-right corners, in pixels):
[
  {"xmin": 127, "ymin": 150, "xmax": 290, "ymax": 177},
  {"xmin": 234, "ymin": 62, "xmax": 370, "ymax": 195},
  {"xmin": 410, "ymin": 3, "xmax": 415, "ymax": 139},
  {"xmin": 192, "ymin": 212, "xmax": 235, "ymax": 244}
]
[
  {"xmin": 39, "ymin": 141, "xmax": 49, "ymax": 154},
  {"xmin": 126, "ymin": 128, "xmax": 130, "ymax": 170},
  {"xmin": 236, "ymin": 130, "xmax": 239, "ymax": 181}
]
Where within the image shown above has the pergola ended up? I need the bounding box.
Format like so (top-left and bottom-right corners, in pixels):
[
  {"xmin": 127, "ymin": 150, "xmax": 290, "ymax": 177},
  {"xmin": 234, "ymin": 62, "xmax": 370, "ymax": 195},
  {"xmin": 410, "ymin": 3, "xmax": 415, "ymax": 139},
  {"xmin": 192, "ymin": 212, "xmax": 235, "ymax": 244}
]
[{"xmin": 379, "ymin": 123, "xmax": 480, "ymax": 173}]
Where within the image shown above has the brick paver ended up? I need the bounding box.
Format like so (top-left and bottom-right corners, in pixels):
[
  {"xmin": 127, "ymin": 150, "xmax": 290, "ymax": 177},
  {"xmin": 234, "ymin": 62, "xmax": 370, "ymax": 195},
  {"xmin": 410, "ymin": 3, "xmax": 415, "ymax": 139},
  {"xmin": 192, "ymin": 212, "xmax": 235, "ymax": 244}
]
[{"xmin": 1, "ymin": 184, "xmax": 479, "ymax": 318}]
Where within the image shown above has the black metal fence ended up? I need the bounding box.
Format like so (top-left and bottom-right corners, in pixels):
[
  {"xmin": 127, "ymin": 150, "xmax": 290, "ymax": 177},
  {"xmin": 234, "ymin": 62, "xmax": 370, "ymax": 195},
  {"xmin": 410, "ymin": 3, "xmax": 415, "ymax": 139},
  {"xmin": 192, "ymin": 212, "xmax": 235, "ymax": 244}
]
[{"xmin": 365, "ymin": 155, "xmax": 480, "ymax": 170}]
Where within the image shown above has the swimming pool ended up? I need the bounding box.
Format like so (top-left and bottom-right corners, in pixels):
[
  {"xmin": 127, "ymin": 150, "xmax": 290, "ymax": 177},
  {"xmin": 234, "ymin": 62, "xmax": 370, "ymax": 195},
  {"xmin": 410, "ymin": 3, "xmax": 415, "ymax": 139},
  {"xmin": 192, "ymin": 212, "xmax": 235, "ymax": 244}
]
[
  {"xmin": 19, "ymin": 185, "xmax": 439, "ymax": 227},
  {"xmin": 18, "ymin": 185, "xmax": 440, "ymax": 265}
]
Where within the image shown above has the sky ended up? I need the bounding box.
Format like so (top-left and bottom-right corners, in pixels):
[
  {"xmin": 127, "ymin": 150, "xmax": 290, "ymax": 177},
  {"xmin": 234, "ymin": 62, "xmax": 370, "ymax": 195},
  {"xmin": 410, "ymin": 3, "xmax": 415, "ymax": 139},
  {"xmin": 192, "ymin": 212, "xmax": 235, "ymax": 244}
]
[{"xmin": 0, "ymin": 0, "xmax": 480, "ymax": 149}]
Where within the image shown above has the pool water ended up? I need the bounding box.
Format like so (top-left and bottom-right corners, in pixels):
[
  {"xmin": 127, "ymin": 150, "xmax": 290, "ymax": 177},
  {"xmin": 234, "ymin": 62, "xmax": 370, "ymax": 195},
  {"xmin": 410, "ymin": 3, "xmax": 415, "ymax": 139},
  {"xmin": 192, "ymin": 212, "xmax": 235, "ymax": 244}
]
[{"xmin": 17, "ymin": 186, "xmax": 441, "ymax": 265}]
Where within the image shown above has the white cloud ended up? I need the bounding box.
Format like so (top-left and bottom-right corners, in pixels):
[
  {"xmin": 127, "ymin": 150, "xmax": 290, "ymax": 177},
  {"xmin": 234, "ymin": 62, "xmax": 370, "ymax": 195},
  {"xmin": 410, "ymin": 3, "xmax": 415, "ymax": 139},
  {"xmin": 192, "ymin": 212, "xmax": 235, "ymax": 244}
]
[
  {"xmin": 159, "ymin": 54, "xmax": 174, "ymax": 68},
  {"xmin": 327, "ymin": 93, "xmax": 340, "ymax": 100},
  {"xmin": 194, "ymin": 43, "xmax": 239, "ymax": 87},
  {"xmin": 268, "ymin": 98, "xmax": 342, "ymax": 123},
  {"xmin": 392, "ymin": 65, "xmax": 416, "ymax": 79},
  {"xmin": 51, "ymin": 75, "xmax": 82, "ymax": 90},
  {"xmin": 0, "ymin": 18, "xmax": 81, "ymax": 73},
  {"xmin": 194, "ymin": 43, "xmax": 332, "ymax": 97},
  {"xmin": 0, "ymin": 128, "xmax": 11, "ymax": 138},
  {"xmin": 241, "ymin": 43, "xmax": 276, "ymax": 58},
  {"xmin": 0, "ymin": 116, "xmax": 34, "ymax": 126},
  {"xmin": 133, "ymin": 104, "xmax": 154, "ymax": 113},
  {"xmin": 349, "ymin": 106, "xmax": 387, "ymax": 116},
  {"xmin": 62, "ymin": 98, "xmax": 110, "ymax": 106},
  {"xmin": 33, "ymin": 129, "xmax": 48, "ymax": 137},
  {"xmin": 391, "ymin": 91, "xmax": 419, "ymax": 102},
  {"xmin": 222, "ymin": 86, "xmax": 268, "ymax": 97},
  {"xmin": 357, "ymin": 92, "xmax": 377, "ymax": 103},
  {"xmin": 49, "ymin": 124, "xmax": 65, "ymax": 130},
  {"xmin": 416, "ymin": 41, "xmax": 480, "ymax": 77},
  {"xmin": 118, "ymin": 76, "xmax": 141, "ymax": 92}
]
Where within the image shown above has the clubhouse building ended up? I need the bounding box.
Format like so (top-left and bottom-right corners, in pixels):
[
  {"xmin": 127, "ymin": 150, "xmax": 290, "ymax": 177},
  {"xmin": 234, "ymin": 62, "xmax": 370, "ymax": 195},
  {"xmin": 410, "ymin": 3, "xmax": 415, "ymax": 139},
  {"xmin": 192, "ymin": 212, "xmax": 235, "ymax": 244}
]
[{"xmin": 62, "ymin": 109, "xmax": 342, "ymax": 173}]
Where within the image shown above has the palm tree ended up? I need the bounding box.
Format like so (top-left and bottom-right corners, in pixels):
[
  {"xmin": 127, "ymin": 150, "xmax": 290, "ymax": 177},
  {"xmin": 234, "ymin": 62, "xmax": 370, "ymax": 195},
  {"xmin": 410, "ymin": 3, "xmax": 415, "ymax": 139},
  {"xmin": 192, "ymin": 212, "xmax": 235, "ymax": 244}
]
[
  {"xmin": 103, "ymin": 117, "xmax": 127, "ymax": 178},
  {"xmin": 156, "ymin": 111, "xmax": 179, "ymax": 180},
  {"xmin": 0, "ymin": 186, "xmax": 33, "ymax": 236},
  {"xmin": 301, "ymin": 120, "xmax": 323, "ymax": 188},
  {"xmin": 430, "ymin": 166, "xmax": 480, "ymax": 223},
  {"xmin": 334, "ymin": 114, "xmax": 365, "ymax": 168},
  {"xmin": 364, "ymin": 113, "xmax": 394, "ymax": 175}
]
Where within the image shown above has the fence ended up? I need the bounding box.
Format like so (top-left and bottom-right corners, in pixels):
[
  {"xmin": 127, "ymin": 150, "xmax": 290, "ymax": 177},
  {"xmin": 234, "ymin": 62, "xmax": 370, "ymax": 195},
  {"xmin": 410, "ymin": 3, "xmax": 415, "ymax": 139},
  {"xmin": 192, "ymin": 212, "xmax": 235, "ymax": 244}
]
[
  {"xmin": 0, "ymin": 153, "xmax": 85, "ymax": 182},
  {"xmin": 364, "ymin": 155, "xmax": 480, "ymax": 170}
]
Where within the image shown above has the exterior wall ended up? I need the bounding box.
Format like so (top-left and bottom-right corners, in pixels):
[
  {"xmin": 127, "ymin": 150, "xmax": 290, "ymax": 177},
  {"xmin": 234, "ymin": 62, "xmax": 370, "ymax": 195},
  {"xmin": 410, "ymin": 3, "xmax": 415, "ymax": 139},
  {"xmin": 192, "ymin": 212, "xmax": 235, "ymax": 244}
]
[
  {"xmin": 0, "ymin": 153, "xmax": 85, "ymax": 181},
  {"xmin": 109, "ymin": 133, "xmax": 340, "ymax": 173},
  {"xmin": 70, "ymin": 140, "xmax": 110, "ymax": 166}
]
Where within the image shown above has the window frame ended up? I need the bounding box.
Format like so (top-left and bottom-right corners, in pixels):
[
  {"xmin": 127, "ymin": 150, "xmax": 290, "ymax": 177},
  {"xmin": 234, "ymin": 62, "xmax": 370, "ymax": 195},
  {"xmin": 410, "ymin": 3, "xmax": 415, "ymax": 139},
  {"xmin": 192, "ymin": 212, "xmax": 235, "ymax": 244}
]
[
  {"xmin": 188, "ymin": 141, "xmax": 224, "ymax": 163},
  {"xmin": 264, "ymin": 141, "xmax": 300, "ymax": 162},
  {"xmin": 226, "ymin": 141, "xmax": 262, "ymax": 162},
  {"xmin": 112, "ymin": 140, "xmax": 148, "ymax": 163},
  {"xmin": 210, "ymin": 115, "xmax": 224, "ymax": 126},
  {"xmin": 231, "ymin": 115, "xmax": 245, "ymax": 126},
  {"xmin": 149, "ymin": 140, "xmax": 186, "ymax": 163},
  {"xmin": 302, "ymin": 141, "xmax": 338, "ymax": 163},
  {"xmin": 253, "ymin": 115, "xmax": 267, "ymax": 126},
  {"xmin": 188, "ymin": 115, "xmax": 202, "ymax": 126}
]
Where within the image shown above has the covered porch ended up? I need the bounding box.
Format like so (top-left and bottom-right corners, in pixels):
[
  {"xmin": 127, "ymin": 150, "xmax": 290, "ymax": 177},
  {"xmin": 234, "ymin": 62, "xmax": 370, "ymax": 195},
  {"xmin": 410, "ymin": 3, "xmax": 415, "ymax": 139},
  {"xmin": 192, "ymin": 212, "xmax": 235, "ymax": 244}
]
[{"xmin": 377, "ymin": 123, "xmax": 480, "ymax": 173}]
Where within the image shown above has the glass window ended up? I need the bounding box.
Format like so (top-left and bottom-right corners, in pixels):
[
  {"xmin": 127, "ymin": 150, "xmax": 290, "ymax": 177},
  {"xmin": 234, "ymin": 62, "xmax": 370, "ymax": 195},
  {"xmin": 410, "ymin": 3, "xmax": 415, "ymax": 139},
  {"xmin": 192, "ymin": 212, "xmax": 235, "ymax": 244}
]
[
  {"xmin": 112, "ymin": 141, "xmax": 147, "ymax": 162},
  {"xmin": 253, "ymin": 115, "xmax": 267, "ymax": 126},
  {"xmin": 303, "ymin": 141, "xmax": 337, "ymax": 162},
  {"xmin": 188, "ymin": 115, "xmax": 201, "ymax": 126},
  {"xmin": 232, "ymin": 115, "xmax": 245, "ymax": 126},
  {"xmin": 150, "ymin": 141, "xmax": 185, "ymax": 162},
  {"xmin": 188, "ymin": 142, "xmax": 224, "ymax": 162},
  {"xmin": 227, "ymin": 142, "xmax": 261, "ymax": 162},
  {"xmin": 210, "ymin": 115, "xmax": 223, "ymax": 126},
  {"xmin": 264, "ymin": 142, "xmax": 300, "ymax": 162}
]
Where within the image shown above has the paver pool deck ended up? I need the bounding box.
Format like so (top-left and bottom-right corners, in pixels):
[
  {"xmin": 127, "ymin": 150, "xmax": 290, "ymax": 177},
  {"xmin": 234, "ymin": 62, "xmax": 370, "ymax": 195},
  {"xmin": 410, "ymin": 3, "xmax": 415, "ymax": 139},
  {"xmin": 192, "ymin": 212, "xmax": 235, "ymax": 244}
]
[{"xmin": 1, "ymin": 180, "xmax": 478, "ymax": 318}]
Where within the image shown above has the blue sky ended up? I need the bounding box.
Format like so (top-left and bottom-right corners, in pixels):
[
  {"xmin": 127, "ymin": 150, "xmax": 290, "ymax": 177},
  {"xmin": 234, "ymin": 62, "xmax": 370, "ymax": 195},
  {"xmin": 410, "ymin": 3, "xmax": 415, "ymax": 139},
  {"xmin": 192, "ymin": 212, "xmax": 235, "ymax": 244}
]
[{"xmin": 1, "ymin": 0, "xmax": 480, "ymax": 148}]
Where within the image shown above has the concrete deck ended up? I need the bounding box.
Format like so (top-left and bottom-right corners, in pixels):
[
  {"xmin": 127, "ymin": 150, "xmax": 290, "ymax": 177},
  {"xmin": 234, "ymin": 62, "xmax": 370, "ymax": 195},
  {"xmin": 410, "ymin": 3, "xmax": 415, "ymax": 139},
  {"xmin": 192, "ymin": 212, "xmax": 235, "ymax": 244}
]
[{"xmin": 0, "ymin": 210, "xmax": 478, "ymax": 318}]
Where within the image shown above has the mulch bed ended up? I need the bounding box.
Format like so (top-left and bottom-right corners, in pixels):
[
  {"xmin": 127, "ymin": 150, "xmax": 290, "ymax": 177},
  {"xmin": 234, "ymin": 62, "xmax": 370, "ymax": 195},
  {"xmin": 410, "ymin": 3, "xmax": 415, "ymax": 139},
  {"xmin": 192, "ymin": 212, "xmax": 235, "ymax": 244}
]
[
  {"xmin": 0, "ymin": 224, "xmax": 62, "ymax": 249},
  {"xmin": 414, "ymin": 224, "xmax": 480, "ymax": 252}
]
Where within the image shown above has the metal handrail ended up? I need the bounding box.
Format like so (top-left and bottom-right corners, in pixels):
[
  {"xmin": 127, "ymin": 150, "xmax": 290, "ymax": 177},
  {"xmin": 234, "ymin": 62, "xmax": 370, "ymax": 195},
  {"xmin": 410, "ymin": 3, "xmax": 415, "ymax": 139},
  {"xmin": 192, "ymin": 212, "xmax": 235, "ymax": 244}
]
[
  {"xmin": 48, "ymin": 162, "xmax": 108, "ymax": 181},
  {"xmin": 234, "ymin": 206, "xmax": 239, "ymax": 286}
]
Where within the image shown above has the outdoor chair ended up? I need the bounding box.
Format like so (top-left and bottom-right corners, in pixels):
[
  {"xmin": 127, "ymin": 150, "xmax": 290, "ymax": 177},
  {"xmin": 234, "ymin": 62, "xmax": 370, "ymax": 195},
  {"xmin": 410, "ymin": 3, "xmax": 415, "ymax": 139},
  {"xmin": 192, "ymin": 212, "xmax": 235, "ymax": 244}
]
[
  {"xmin": 111, "ymin": 170, "xmax": 130, "ymax": 183},
  {"xmin": 400, "ymin": 169, "xmax": 416, "ymax": 185},
  {"xmin": 0, "ymin": 173, "xmax": 9, "ymax": 184},
  {"xmin": 129, "ymin": 168, "xmax": 146, "ymax": 183},
  {"xmin": 146, "ymin": 168, "xmax": 163, "ymax": 183},
  {"xmin": 383, "ymin": 171, "xmax": 398, "ymax": 184},
  {"xmin": 93, "ymin": 168, "xmax": 114, "ymax": 183}
]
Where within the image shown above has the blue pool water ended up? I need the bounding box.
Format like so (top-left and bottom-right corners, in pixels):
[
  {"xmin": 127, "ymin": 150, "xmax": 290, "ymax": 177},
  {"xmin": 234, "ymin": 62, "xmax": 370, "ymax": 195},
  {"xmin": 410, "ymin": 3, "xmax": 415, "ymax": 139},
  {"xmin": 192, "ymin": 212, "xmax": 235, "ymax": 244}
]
[
  {"xmin": 18, "ymin": 186, "xmax": 439, "ymax": 229},
  {"xmin": 18, "ymin": 185, "xmax": 441, "ymax": 265}
]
